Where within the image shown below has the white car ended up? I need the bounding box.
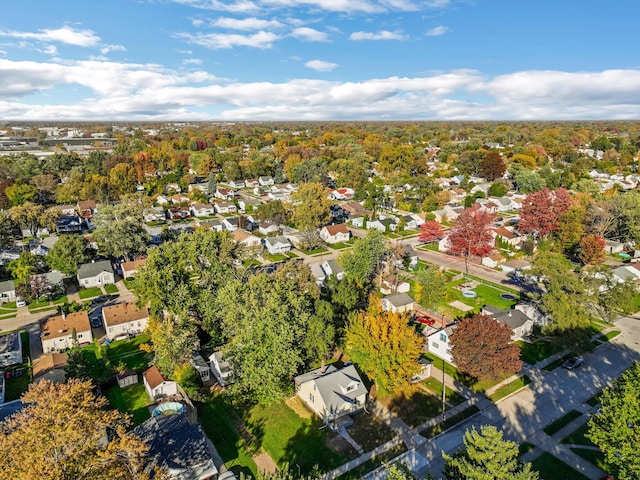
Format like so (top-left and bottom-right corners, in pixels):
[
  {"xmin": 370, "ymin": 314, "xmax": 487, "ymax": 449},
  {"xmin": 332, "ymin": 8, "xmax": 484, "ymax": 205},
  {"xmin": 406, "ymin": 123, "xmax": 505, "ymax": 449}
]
[{"xmin": 16, "ymin": 297, "xmax": 26, "ymax": 307}]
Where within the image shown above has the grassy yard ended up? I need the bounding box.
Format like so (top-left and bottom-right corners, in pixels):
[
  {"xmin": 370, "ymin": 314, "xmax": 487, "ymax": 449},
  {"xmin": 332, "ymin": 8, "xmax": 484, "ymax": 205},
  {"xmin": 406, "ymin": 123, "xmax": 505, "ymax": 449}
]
[
  {"xmin": 346, "ymin": 412, "xmax": 396, "ymax": 453},
  {"xmin": 330, "ymin": 241, "xmax": 353, "ymax": 250},
  {"xmin": 422, "ymin": 405, "xmax": 480, "ymax": 437},
  {"xmin": 299, "ymin": 247, "xmax": 328, "ymax": 255},
  {"xmin": 334, "ymin": 445, "xmax": 407, "ymax": 480},
  {"xmin": 532, "ymin": 452, "xmax": 589, "ymax": 480},
  {"xmin": 198, "ymin": 393, "xmax": 351, "ymax": 477},
  {"xmin": 570, "ymin": 448, "xmax": 613, "ymax": 473},
  {"xmin": 487, "ymin": 376, "xmax": 531, "ymax": 402},
  {"xmin": 104, "ymin": 283, "xmax": 119, "ymax": 294},
  {"xmin": 78, "ymin": 286, "xmax": 102, "ymax": 299},
  {"xmin": 518, "ymin": 442, "xmax": 535, "ymax": 456},
  {"xmin": 517, "ymin": 338, "xmax": 566, "ymax": 365},
  {"xmin": 123, "ymin": 278, "xmax": 136, "ymax": 292},
  {"xmin": 104, "ymin": 383, "xmax": 152, "ymax": 427},
  {"xmin": 3, "ymin": 331, "xmax": 32, "ymax": 401},
  {"xmin": 560, "ymin": 423, "xmax": 594, "ymax": 446},
  {"xmin": 542, "ymin": 354, "xmax": 574, "ymax": 372},
  {"xmin": 267, "ymin": 253, "xmax": 289, "ymax": 262},
  {"xmin": 379, "ymin": 388, "xmax": 444, "ymax": 428},
  {"xmin": 422, "ymin": 378, "xmax": 466, "ymax": 406},
  {"xmin": 543, "ymin": 410, "xmax": 583, "ymax": 436},
  {"xmin": 81, "ymin": 333, "xmax": 152, "ymax": 379},
  {"xmin": 419, "ymin": 353, "xmax": 506, "ymax": 393}
]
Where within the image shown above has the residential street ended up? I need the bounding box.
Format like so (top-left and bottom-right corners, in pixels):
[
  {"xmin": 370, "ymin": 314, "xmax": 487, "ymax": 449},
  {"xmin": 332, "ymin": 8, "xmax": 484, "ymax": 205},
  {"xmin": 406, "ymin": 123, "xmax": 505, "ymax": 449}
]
[{"xmin": 412, "ymin": 315, "xmax": 640, "ymax": 479}]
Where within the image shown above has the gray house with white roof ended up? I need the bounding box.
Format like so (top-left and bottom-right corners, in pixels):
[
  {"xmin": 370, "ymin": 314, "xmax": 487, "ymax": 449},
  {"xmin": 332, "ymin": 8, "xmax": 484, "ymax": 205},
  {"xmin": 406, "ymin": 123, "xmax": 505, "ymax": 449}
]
[{"xmin": 294, "ymin": 364, "xmax": 367, "ymax": 426}]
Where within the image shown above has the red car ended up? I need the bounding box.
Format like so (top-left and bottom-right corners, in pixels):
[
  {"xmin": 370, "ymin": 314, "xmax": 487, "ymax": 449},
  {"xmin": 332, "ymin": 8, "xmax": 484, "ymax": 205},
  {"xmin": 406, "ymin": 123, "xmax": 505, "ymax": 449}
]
[{"xmin": 414, "ymin": 315, "xmax": 436, "ymax": 326}]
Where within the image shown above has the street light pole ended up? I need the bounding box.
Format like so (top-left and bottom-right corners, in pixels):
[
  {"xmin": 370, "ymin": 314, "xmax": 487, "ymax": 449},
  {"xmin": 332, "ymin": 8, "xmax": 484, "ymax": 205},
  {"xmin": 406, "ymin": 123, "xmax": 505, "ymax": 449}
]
[{"xmin": 442, "ymin": 357, "xmax": 446, "ymax": 420}]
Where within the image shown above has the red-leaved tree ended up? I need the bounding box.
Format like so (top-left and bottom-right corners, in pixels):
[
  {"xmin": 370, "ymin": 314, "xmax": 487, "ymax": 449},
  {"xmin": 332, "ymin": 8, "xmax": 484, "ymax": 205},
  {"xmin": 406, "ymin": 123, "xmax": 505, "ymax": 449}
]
[
  {"xmin": 447, "ymin": 204, "xmax": 495, "ymax": 273},
  {"xmin": 418, "ymin": 220, "xmax": 444, "ymax": 244},
  {"xmin": 449, "ymin": 314, "xmax": 522, "ymax": 380},
  {"xmin": 519, "ymin": 187, "xmax": 572, "ymax": 237},
  {"xmin": 578, "ymin": 234, "xmax": 606, "ymax": 265}
]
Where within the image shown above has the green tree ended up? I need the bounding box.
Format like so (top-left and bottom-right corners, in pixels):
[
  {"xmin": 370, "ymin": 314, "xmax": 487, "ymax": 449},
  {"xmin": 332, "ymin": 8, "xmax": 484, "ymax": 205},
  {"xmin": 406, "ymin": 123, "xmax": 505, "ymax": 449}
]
[
  {"xmin": 513, "ymin": 169, "xmax": 546, "ymax": 193},
  {"xmin": 92, "ymin": 203, "xmax": 150, "ymax": 261},
  {"xmin": 611, "ymin": 190, "xmax": 640, "ymax": 244},
  {"xmin": 487, "ymin": 182, "xmax": 508, "ymax": 198},
  {"xmin": 584, "ymin": 268, "xmax": 637, "ymax": 323},
  {"xmin": 9, "ymin": 202, "xmax": 46, "ymax": 238},
  {"xmin": 338, "ymin": 230, "xmax": 388, "ymax": 289},
  {"xmin": 109, "ymin": 162, "xmax": 137, "ymax": 196},
  {"xmin": 46, "ymin": 234, "xmax": 92, "ymax": 276},
  {"xmin": 357, "ymin": 177, "xmax": 387, "ymax": 219},
  {"xmin": 414, "ymin": 264, "xmax": 447, "ymax": 310},
  {"xmin": 215, "ymin": 263, "xmax": 321, "ymax": 404},
  {"xmin": 443, "ymin": 425, "xmax": 539, "ymax": 480},
  {"xmin": 291, "ymin": 182, "xmax": 332, "ymax": 232},
  {"xmin": 0, "ymin": 211, "xmax": 17, "ymax": 247},
  {"xmin": 4, "ymin": 182, "xmax": 38, "ymax": 206},
  {"xmin": 530, "ymin": 252, "xmax": 589, "ymax": 333},
  {"xmin": 345, "ymin": 297, "xmax": 422, "ymax": 395},
  {"xmin": 64, "ymin": 348, "xmax": 93, "ymax": 382},
  {"xmin": 8, "ymin": 251, "xmax": 37, "ymax": 284},
  {"xmin": 142, "ymin": 313, "xmax": 199, "ymax": 377},
  {"xmin": 587, "ymin": 362, "xmax": 640, "ymax": 480},
  {"xmin": 255, "ymin": 199, "xmax": 289, "ymax": 226}
]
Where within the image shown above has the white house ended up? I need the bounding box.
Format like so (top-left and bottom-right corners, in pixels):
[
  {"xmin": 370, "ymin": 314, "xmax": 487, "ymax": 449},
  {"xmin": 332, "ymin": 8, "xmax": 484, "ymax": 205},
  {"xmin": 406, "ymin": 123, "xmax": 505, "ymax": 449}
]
[
  {"xmin": 258, "ymin": 176, "xmax": 275, "ymax": 186},
  {"xmin": 228, "ymin": 179, "xmax": 246, "ymax": 189},
  {"xmin": 381, "ymin": 293, "xmax": 415, "ymax": 314},
  {"xmin": 309, "ymin": 263, "xmax": 326, "ymax": 286},
  {"xmin": 264, "ymin": 236, "xmax": 292, "ymax": 254},
  {"xmin": 231, "ymin": 229, "xmax": 262, "ymax": 248},
  {"xmin": 0, "ymin": 332, "xmax": 22, "ymax": 368},
  {"xmin": 209, "ymin": 351, "xmax": 233, "ymax": 386},
  {"xmin": 77, "ymin": 260, "xmax": 115, "ymax": 288},
  {"xmin": 294, "ymin": 364, "xmax": 367, "ymax": 425},
  {"xmin": 500, "ymin": 259, "xmax": 531, "ymax": 275},
  {"xmin": 143, "ymin": 207, "xmax": 165, "ymax": 223},
  {"xmin": 120, "ymin": 257, "xmax": 146, "ymax": 279},
  {"xmin": 604, "ymin": 239, "xmax": 625, "ymax": 254},
  {"xmin": 366, "ymin": 218, "xmax": 397, "ymax": 233},
  {"xmin": 237, "ymin": 197, "xmax": 261, "ymax": 212},
  {"xmin": 329, "ymin": 188, "xmax": 355, "ymax": 200},
  {"xmin": 214, "ymin": 201, "xmax": 237, "ymax": 214},
  {"xmin": 142, "ymin": 366, "xmax": 178, "ymax": 402},
  {"xmin": 320, "ymin": 224, "xmax": 351, "ymax": 244},
  {"xmin": 322, "ymin": 259, "xmax": 345, "ymax": 280},
  {"xmin": 222, "ymin": 217, "xmax": 238, "ymax": 232},
  {"xmin": 102, "ymin": 302, "xmax": 150, "ymax": 341},
  {"xmin": 380, "ymin": 275, "xmax": 411, "ymax": 295},
  {"xmin": 190, "ymin": 353, "xmax": 211, "ymax": 383},
  {"xmin": 41, "ymin": 311, "xmax": 93, "ymax": 353},
  {"xmin": 0, "ymin": 280, "xmax": 16, "ymax": 304},
  {"xmin": 259, "ymin": 222, "xmax": 280, "ymax": 236},
  {"xmin": 427, "ymin": 325, "xmax": 457, "ymax": 364},
  {"xmin": 481, "ymin": 305, "xmax": 534, "ymax": 342},
  {"xmin": 190, "ymin": 202, "xmax": 215, "ymax": 218}
]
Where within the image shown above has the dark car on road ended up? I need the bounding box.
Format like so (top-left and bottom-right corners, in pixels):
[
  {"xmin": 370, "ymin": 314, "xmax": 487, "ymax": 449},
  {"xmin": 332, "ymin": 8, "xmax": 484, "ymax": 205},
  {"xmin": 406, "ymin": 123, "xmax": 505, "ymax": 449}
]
[
  {"xmin": 91, "ymin": 294, "xmax": 119, "ymax": 305},
  {"xmin": 90, "ymin": 314, "xmax": 102, "ymax": 328},
  {"xmin": 562, "ymin": 357, "xmax": 584, "ymax": 370}
]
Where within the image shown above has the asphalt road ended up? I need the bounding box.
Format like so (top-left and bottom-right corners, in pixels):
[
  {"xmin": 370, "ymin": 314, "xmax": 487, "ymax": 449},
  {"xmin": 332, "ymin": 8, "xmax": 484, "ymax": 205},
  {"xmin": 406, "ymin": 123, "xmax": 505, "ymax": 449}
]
[{"xmin": 414, "ymin": 315, "xmax": 640, "ymax": 477}]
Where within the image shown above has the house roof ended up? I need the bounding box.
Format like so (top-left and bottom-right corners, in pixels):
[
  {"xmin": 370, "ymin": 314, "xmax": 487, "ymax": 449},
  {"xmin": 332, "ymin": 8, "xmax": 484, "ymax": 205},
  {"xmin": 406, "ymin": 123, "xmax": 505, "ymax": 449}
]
[
  {"xmin": 484, "ymin": 306, "xmax": 532, "ymax": 330},
  {"xmin": 324, "ymin": 259, "xmax": 343, "ymax": 274},
  {"xmin": 231, "ymin": 229, "xmax": 252, "ymax": 242},
  {"xmin": 41, "ymin": 311, "xmax": 90, "ymax": 340},
  {"xmin": 32, "ymin": 352, "xmax": 68, "ymax": 378},
  {"xmin": 0, "ymin": 331, "xmax": 21, "ymax": 355},
  {"xmin": 121, "ymin": 258, "xmax": 146, "ymax": 274},
  {"xmin": 134, "ymin": 413, "xmax": 217, "ymax": 480},
  {"xmin": 494, "ymin": 227, "xmax": 518, "ymax": 239},
  {"xmin": 384, "ymin": 293, "xmax": 414, "ymax": 308},
  {"xmin": 210, "ymin": 351, "xmax": 233, "ymax": 377},
  {"xmin": 0, "ymin": 279, "xmax": 15, "ymax": 292},
  {"xmin": 143, "ymin": 365, "xmax": 166, "ymax": 390},
  {"xmin": 103, "ymin": 302, "xmax": 149, "ymax": 327},
  {"xmin": 30, "ymin": 270, "xmax": 63, "ymax": 286},
  {"xmin": 77, "ymin": 260, "xmax": 113, "ymax": 279},
  {"xmin": 78, "ymin": 200, "xmax": 96, "ymax": 211},
  {"xmin": 265, "ymin": 236, "xmax": 289, "ymax": 247},
  {"xmin": 324, "ymin": 224, "xmax": 349, "ymax": 235},
  {"xmin": 298, "ymin": 365, "xmax": 367, "ymax": 417}
]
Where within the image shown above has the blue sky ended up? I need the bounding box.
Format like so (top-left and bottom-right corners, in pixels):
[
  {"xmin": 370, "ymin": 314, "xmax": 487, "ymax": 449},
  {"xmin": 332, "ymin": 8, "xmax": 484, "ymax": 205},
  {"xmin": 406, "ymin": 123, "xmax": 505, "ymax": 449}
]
[{"xmin": 1, "ymin": 0, "xmax": 639, "ymax": 121}]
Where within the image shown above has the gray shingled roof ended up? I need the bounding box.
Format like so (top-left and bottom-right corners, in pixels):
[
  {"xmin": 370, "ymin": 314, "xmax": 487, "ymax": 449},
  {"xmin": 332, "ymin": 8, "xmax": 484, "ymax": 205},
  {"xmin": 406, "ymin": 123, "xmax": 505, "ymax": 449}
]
[
  {"xmin": 77, "ymin": 260, "xmax": 114, "ymax": 279},
  {"xmin": 0, "ymin": 279, "xmax": 15, "ymax": 293},
  {"xmin": 297, "ymin": 365, "xmax": 366, "ymax": 418}
]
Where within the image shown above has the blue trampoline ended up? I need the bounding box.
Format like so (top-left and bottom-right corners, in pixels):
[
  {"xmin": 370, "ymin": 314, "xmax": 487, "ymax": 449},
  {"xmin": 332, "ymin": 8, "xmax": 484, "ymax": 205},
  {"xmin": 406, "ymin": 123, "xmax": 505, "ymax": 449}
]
[
  {"xmin": 462, "ymin": 289, "xmax": 477, "ymax": 298},
  {"xmin": 152, "ymin": 401, "xmax": 185, "ymax": 417}
]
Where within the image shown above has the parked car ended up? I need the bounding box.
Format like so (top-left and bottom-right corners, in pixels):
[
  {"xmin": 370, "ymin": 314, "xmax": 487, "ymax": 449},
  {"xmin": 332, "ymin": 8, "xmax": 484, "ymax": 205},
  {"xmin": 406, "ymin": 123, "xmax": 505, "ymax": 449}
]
[
  {"xmin": 90, "ymin": 315, "xmax": 102, "ymax": 328},
  {"xmin": 562, "ymin": 357, "xmax": 584, "ymax": 370},
  {"xmin": 16, "ymin": 297, "xmax": 26, "ymax": 307}
]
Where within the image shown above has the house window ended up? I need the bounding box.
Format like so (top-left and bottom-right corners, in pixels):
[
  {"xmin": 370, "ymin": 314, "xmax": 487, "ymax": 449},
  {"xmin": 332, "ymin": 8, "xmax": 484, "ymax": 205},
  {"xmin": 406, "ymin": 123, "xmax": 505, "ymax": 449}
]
[
  {"xmin": 309, "ymin": 393, "xmax": 314, "ymax": 403},
  {"xmin": 346, "ymin": 383, "xmax": 358, "ymax": 392},
  {"xmin": 440, "ymin": 333, "xmax": 447, "ymax": 342},
  {"xmin": 432, "ymin": 341, "xmax": 439, "ymax": 349},
  {"xmin": 78, "ymin": 334, "xmax": 83, "ymax": 339}
]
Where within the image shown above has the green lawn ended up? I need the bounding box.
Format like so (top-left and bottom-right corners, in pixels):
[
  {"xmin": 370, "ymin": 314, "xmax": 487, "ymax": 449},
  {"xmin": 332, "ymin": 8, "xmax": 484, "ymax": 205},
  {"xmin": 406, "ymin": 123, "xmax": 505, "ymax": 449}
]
[
  {"xmin": 78, "ymin": 286, "xmax": 102, "ymax": 299},
  {"xmin": 422, "ymin": 378, "xmax": 466, "ymax": 406},
  {"xmin": 560, "ymin": 423, "xmax": 594, "ymax": 446},
  {"xmin": 542, "ymin": 354, "xmax": 574, "ymax": 372},
  {"xmin": 104, "ymin": 283, "xmax": 119, "ymax": 294},
  {"xmin": 2, "ymin": 301, "xmax": 17, "ymax": 309},
  {"xmin": 123, "ymin": 278, "xmax": 136, "ymax": 292},
  {"xmin": 346, "ymin": 412, "xmax": 396, "ymax": 452},
  {"xmin": 422, "ymin": 353, "xmax": 458, "ymax": 378},
  {"xmin": 423, "ymin": 405, "xmax": 480, "ymax": 437},
  {"xmin": 543, "ymin": 410, "xmax": 584, "ymax": 436},
  {"xmin": 532, "ymin": 452, "xmax": 589, "ymax": 480},
  {"xmin": 570, "ymin": 447, "xmax": 613, "ymax": 473},
  {"xmin": 3, "ymin": 331, "xmax": 32, "ymax": 401},
  {"xmin": 419, "ymin": 353, "xmax": 506, "ymax": 393},
  {"xmin": 488, "ymin": 376, "xmax": 531, "ymax": 402},
  {"xmin": 380, "ymin": 389, "xmax": 445, "ymax": 428},
  {"xmin": 104, "ymin": 383, "xmax": 152, "ymax": 427},
  {"xmin": 198, "ymin": 394, "xmax": 349, "ymax": 477},
  {"xmin": 0, "ymin": 312, "xmax": 17, "ymax": 319},
  {"xmin": 334, "ymin": 445, "xmax": 407, "ymax": 480},
  {"xmin": 81, "ymin": 333, "xmax": 152, "ymax": 378},
  {"xmin": 299, "ymin": 247, "xmax": 328, "ymax": 255},
  {"xmin": 52, "ymin": 295, "xmax": 68, "ymax": 305},
  {"xmin": 267, "ymin": 253, "xmax": 288, "ymax": 262},
  {"xmin": 517, "ymin": 339, "xmax": 566, "ymax": 365},
  {"xmin": 518, "ymin": 442, "xmax": 535, "ymax": 456}
]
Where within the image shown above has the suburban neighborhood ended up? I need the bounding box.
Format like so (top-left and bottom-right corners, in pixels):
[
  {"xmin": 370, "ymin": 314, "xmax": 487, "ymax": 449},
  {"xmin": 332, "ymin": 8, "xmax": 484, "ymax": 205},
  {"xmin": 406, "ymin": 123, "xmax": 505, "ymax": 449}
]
[{"xmin": 0, "ymin": 120, "xmax": 639, "ymax": 480}]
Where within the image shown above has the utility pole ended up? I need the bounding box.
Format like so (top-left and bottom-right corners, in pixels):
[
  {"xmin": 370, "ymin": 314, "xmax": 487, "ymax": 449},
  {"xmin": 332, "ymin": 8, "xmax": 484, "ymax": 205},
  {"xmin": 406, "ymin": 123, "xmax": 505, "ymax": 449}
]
[{"xmin": 442, "ymin": 357, "xmax": 446, "ymax": 420}]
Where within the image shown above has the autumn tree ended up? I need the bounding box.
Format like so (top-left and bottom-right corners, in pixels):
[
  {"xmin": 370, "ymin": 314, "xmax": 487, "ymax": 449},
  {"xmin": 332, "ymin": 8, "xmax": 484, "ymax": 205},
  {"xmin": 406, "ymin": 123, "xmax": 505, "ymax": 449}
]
[
  {"xmin": 0, "ymin": 379, "xmax": 157, "ymax": 480},
  {"xmin": 255, "ymin": 199, "xmax": 289, "ymax": 226},
  {"xmin": 449, "ymin": 314, "xmax": 522, "ymax": 380},
  {"xmin": 418, "ymin": 220, "xmax": 444, "ymax": 244},
  {"xmin": 587, "ymin": 362, "xmax": 640, "ymax": 480},
  {"xmin": 578, "ymin": 234, "xmax": 606, "ymax": 265},
  {"xmin": 479, "ymin": 152, "xmax": 506, "ymax": 181},
  {"xmin": 584, "ymin": 267, "xmax": 637, "ymax": 323},
  {"xmin": 4, "ymin": 182, "xmax": 38, "ymax": 206},
  {"xmin": 443, "ymin": 425, "xmax": 539, "ymax": 480},
  {"xmin": 414, "ymin": 264, "xmax": 447, "ymax": 310},
  {"xmin": 92, "ymin": 203, "xmax": 150, "ymax": 261},
  {"xmin": 518, "ymin": 188, "xmax": 571, "ymax": 238},
  {"xmin": 109, "ymin": 162, "xmax": 137, "ymax": 196},
  {"xmin": 291, "ymin": 182, "xmax": 332, "ymax": 232},
  {"xmin": 446, "ymin": 204, "xmax": 495, "ymax": 274},
  {"xmin": 345, "ymin": 297, "xmax": 422, "ymax": 395}
]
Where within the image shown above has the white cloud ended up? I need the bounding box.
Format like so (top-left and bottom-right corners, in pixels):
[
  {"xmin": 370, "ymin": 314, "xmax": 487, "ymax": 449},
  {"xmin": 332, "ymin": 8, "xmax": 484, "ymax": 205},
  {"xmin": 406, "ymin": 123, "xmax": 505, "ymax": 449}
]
[
  {"xmin": 212, "ymin": 17, "xmax": 284, "ymax": 30},
  {"xmin": 0, "ymin": 59, "xmax": 638, "ymax": 121},
  {"xmin": 100, "ymin": 44, "xmax": 126, "ymax": 55},
  {"xmin": 426, "ymin": 25, "xmax": 449, "ymax": 36},
  {"xmin": 291, "ymin": 27, "xmax": 329, "ymax": 42},
  {"xmin": 42, "ymin": 45, "xmax": 59, "ymax": 56},
  {"xmin": 304, "ymin": 59, "xmax": 338, "ymax": 71},
  {"xmin": 0, "ymin": 26, "xmax": 100, "ymax": 47},
  {"xmin": 183, "ymin": 58, "xmax": 203, "ymax": 65},
  {"xmin": 169, "ymin": 0, "xmax": 418, "ymax": 13},
  {"xmin": 349, "ymin": 30, "xmax": 406, "ymax": 41},
  {"xmin": 171, "ymin": 0, "xmax": 260, "ymax": 13},
  {"xmin": 177, "ymin": 31, "xmax": 280, "ymax": 49}
]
